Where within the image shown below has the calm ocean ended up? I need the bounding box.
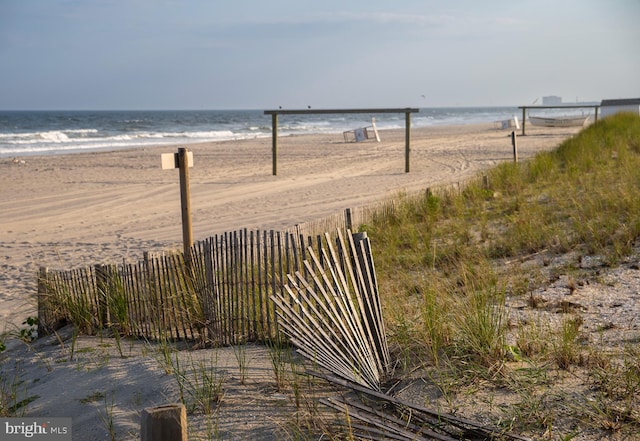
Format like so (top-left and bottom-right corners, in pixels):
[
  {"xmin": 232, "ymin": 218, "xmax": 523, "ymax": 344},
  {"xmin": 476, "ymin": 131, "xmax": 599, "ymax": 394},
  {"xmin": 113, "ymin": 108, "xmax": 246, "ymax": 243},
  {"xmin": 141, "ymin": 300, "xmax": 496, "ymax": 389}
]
[{"xmin": 0, "ymin": 107, "xmax": 527, "ymax": 157}]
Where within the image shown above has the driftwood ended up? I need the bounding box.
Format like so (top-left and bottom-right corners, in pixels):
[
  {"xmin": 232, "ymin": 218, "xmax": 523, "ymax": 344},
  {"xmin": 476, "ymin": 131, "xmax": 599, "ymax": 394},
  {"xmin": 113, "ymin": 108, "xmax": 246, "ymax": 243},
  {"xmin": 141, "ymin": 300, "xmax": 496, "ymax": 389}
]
[
  {"xmin": 272, "ymin": 230, "xmax": 390, "ymax": 391},
  {"xmin": 311, "ymin": 371, "xmax": 532, "ymax": 441}
]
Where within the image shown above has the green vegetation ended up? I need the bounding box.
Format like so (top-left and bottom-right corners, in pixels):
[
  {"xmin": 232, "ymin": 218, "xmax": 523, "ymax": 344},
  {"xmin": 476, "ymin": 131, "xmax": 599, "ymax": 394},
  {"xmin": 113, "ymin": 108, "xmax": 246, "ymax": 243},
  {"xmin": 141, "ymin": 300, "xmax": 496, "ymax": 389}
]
[{"xmin": 361, "ymin": 112, "xmax": 640, "ymax": 438}]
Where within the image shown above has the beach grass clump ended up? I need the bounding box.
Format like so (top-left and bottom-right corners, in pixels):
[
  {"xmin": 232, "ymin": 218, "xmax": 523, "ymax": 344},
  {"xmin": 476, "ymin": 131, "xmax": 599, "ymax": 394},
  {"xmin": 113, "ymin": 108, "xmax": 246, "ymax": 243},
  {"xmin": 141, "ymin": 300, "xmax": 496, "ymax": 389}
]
[
  {"xmin": 551, "ymin": 315, "xmax": 583, "ymax": 370},
  {"xmin": 0, "ymin": 360, "xmax": 39, "ymax": 417},
  {"xmin": 0, "ymin": 366, "xmax": 19, "ymax": 417},
  {"xmin": 151, "ymin": 336, "xmax": 225, "ymax": 415},
  {"xmin": 586, "ymin": 344, "xmax": 640, "ymax": 419},
  {"xmin": 450, "ymin": 285, "xmax": 507, "ymax": 366}
]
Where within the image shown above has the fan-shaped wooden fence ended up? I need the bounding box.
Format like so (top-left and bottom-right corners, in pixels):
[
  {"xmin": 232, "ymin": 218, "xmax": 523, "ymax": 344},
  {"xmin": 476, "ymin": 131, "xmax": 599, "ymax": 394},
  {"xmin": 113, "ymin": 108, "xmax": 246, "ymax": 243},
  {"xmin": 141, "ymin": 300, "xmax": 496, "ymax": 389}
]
[{"xmin": 272, "ymin": 229, "xmax": 390, "ymax": 390}]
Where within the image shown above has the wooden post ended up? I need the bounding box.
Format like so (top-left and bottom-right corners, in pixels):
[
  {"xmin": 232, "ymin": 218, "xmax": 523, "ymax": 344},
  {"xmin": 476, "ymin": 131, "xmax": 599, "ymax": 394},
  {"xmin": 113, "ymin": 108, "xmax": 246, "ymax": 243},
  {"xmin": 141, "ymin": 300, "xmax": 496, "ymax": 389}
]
[
  {"xmin": 345, "ymin": 208, "xmax": 352, "ymax": 231},
  {"xmin": 272, "ymin": 113, "xmax": 278, "ymax": 176},
  {"xmin": 521, "ymin": 107, "xmax": 527, "ymax": 136},
  {"xmin": 405, "ymin": 111, "xmax": 411, "ymax": 173},
  {"xmin": 178, "ymin": 147, "xmax": 193, "ymax": 261},
  {"xmin": 37, "ymin": 266, "xmax": 48, "ymax": 336},
  {"xmin": 141, "ymin": 404, "xmax": 187, "ymax": 441},
  {"xmin": 511, "ymin": 131, "xmax": 518, "ymax": 163},
  {"xmin": 95, "ymin": 264, "xmax": 111, "ymax": 327},
  {"xmin": 594, "ymin": 105, "xmax": 599, "ymax": 122}
]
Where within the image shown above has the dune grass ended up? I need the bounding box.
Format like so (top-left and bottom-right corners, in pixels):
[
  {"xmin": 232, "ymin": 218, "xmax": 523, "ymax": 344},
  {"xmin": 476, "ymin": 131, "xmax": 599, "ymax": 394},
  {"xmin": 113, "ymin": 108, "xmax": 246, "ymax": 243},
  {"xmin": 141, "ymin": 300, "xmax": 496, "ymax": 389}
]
[{"xmin": 361, "ymin": 112, "xmax": 640, "ymax": 438}]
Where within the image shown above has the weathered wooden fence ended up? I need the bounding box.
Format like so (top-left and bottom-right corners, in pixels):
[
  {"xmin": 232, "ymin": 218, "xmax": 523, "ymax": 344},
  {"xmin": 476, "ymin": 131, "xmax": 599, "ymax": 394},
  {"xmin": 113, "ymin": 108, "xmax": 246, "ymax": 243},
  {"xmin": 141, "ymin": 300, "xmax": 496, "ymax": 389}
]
[{"xmin": 39, "ymin": 228, "xmax": 345, "ymax": 345}]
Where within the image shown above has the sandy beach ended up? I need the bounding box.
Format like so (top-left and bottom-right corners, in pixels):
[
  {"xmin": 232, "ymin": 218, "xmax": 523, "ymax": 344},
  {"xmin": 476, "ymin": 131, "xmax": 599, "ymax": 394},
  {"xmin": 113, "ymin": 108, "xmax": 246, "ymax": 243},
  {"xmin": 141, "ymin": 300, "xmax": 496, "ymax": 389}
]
[
  {"xmin": 0, "ymin": 123, "xmax": 578, "ymax": 330},
  {"xmin": 0, "ymin": 123, "xmax": 585, "ymax": 440}
]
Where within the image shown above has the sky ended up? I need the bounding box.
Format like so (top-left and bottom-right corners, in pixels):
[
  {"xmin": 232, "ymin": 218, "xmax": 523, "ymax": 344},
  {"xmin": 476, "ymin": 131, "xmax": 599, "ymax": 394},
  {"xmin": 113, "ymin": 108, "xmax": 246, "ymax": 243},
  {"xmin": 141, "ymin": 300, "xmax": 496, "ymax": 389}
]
[{"xmin": 1, "ymin": 0, "xmax": 638, "ymax": 110}]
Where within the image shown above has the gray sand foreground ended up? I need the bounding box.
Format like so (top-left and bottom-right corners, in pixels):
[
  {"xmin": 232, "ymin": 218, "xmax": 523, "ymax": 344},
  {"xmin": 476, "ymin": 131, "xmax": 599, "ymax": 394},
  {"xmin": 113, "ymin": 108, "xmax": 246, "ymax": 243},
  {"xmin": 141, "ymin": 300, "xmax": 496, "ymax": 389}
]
[{"xmin": 1, "ymin": 123, "xmax": 587, "ymax": 440}]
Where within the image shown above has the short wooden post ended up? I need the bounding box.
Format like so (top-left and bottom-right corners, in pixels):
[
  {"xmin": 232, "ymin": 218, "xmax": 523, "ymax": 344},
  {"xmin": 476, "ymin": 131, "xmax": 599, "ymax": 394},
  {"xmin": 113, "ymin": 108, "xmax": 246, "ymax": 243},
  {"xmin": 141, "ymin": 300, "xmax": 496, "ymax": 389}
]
[
  {"xmin": 521, "ymin": 107, "xmax": 527, "ymax": 136},
  {"xmin": 272, "ymin": 113, "xmax": 278, "ymax": 176},
  {"xmin": 594, "ymin": 105, "xmax": 599, "ymax": 122},
  {"xmin": 95, "ymin": 264, "xmax": 110, "ymax": 328},
  {"xmin": 405, "ymin": 111, "xmax": 411, "ymax": 173},
  {"xmin": 511, "ymin": 131, "xmax": 518, "ymax": 163},
  {"xmin": 37, "ymin": 266, "xmax": 48, "ymax": 336},
  {"xmin": 178, "ymin": 148, "xmax": 193, "ymax": 262},
  {"xmin": 345, "ymin": 208, "xmax": 352, "ymax": 231},
  {"xmin": 141, "ymin": 404, "xmax": 187, "ymax": 441}
]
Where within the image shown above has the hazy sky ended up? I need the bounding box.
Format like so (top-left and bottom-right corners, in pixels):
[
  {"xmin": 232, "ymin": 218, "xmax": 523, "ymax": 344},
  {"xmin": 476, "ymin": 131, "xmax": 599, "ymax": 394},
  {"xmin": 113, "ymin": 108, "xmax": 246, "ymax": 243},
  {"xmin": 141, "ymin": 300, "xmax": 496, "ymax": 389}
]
[{"xmin": 1, "ymin": 0, "xmax": 638, "ymax": 110}]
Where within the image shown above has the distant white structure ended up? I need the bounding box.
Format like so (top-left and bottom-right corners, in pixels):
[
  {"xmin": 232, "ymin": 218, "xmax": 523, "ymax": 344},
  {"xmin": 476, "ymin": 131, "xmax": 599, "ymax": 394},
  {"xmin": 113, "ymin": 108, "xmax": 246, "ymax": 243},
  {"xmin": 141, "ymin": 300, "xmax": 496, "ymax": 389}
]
[
  {"xmin": 343, "ymin": 118, "xmax": 380, "ymax": 143},
  {"xmin": 600, "ymin": 98, "xmax": 640, "ymax": 118},
  {"xmin": 542, "ymin": 95, "xmax": 562, "ymax": 106},
  {"xmin": 494, "ymin": 116, "xmax": 520, "ymax": 130}
]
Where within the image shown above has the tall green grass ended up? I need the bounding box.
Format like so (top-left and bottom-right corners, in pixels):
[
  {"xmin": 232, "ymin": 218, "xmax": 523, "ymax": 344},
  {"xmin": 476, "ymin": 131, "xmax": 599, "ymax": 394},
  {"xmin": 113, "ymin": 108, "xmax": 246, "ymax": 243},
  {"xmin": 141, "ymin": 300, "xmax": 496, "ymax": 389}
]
[
  {"xmin": 362, "ymin": 114, "xmax": 640, "ymax": 439},
  {"xmin": 365, "ymin": 113, "xmax": 640, "ymax": 363}
]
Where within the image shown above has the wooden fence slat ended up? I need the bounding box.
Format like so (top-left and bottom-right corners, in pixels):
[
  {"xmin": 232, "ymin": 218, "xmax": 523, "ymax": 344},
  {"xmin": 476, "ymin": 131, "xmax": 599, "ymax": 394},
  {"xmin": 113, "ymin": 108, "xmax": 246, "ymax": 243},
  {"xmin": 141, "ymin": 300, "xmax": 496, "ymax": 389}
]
[
  {"xmin": 249, "ymin": 230, "xmax": 257, "ymax": 340},
  {"xmin": 223, "ymin": 232, "xmax": 231, "ymax": 345},
  {"xmin": 233, "ymin": 230, "xmax": 241, "ymax": 343},
  {"xmin": 137, "ymin": 260, "xmax": 152, "ymax": 338},
  {"xmin": 266, "ymin": 230, "xmax": 274, "ymax": 337},
  {"xmin": 202, "ymin": 238, "xmax": 215, "ymax": 342},
  {"xmin": 121, "ymin": 263, "xmax": 135, "ymax": 337},
  {"xmin": 167, "ymin": 254, "xmax": 185, "ymax": 340},
  {"xmin": 255, "ymin": 230, "xmax": 263, "ymax": 338},
  {"xmin": 132, "ymin": 262, "xmax": 145, "ymax": 338},
  {"xmin": 243, "ymin": 229, "xmax": 250, "ymax": 339},
  {"xmin": 151, "ymin": 256, "xmax": 166, "ymax": 340},
  {"xmin": 213, "ymin": 233, "xmax": 225, "ymax": 344}
]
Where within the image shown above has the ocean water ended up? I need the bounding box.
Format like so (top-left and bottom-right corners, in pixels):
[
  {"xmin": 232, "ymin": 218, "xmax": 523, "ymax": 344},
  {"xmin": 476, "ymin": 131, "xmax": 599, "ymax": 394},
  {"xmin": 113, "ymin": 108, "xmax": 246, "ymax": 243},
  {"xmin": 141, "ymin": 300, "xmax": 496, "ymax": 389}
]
[{"xmin": 0, "ymin": 107, "xmax": 536, "ymax": 157}]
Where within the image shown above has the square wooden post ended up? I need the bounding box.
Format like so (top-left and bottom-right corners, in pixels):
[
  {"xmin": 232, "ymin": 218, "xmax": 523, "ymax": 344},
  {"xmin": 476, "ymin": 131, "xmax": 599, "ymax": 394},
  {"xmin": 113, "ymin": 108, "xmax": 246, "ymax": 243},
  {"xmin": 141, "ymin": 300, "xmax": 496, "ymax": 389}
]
[
  {"xmin": 178, "ymin": 148, "xmax": 193, "ymax": 262},
  {"xmin": 141, "ymin": 404, "xmax": 187, "ymax": 441},
  {"xmin": 405, "ymin": 111, "xmax": 411, "ymax": 173},
  {"xmin": 272, "ymin": 113, "xmax": 278, "ymax": 176},
  {"xmin": 37, "ymin": 266, "xmax": 49, "ymax": 336}
]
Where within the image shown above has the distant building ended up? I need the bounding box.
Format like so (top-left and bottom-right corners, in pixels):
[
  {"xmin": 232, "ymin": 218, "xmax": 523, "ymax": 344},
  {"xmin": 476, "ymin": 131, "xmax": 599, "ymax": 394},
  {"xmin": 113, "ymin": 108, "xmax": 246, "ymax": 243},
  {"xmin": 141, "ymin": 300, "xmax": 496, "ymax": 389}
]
[
  {"xmin": 542, "ymin": 96, "xmax": 562, "ymax": 106},
  {"xmin": 600, "ymin": 98, "xmax": 640, "ymax": 118}
]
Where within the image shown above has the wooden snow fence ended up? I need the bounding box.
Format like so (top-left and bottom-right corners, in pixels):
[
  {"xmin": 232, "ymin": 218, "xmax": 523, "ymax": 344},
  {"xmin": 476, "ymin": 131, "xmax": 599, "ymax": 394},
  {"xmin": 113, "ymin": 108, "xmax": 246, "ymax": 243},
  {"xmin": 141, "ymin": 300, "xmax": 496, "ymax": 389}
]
[
  {"xmin": 37, "ymin": 226, "xmax": 382, "ymax": 347},
  {"xmin": 38, "ymin": 253, "xmax": 209, "ymax": 342},
  {"xmin": 271, "ymin": 229, "xmax": 391, "ymax": 391}
]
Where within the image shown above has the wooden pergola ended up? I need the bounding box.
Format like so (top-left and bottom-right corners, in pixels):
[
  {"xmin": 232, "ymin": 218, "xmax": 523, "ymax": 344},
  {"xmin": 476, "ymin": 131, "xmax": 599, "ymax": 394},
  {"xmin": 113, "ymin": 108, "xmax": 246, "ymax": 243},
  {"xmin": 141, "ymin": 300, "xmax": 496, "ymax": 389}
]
[
  {"xmin": 264, "ymin": 108, "xmax": 420, "ymax": 175},
  {"xmin": 518, "ymin": 105, "xmax": 600, "ymax": 135}
]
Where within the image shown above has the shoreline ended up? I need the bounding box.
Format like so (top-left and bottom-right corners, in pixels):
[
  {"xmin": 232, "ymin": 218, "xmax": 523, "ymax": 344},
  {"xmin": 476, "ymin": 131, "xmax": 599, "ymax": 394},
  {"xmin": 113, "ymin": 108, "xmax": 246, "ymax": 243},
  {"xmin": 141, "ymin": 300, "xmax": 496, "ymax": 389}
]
[
  {"xmin": 1, "ymin": 121, "xmax": 495, "ymax": 160},
  {"xmin": 0, "ymin": 123, "xmax": 582, "ymax": 329}
]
